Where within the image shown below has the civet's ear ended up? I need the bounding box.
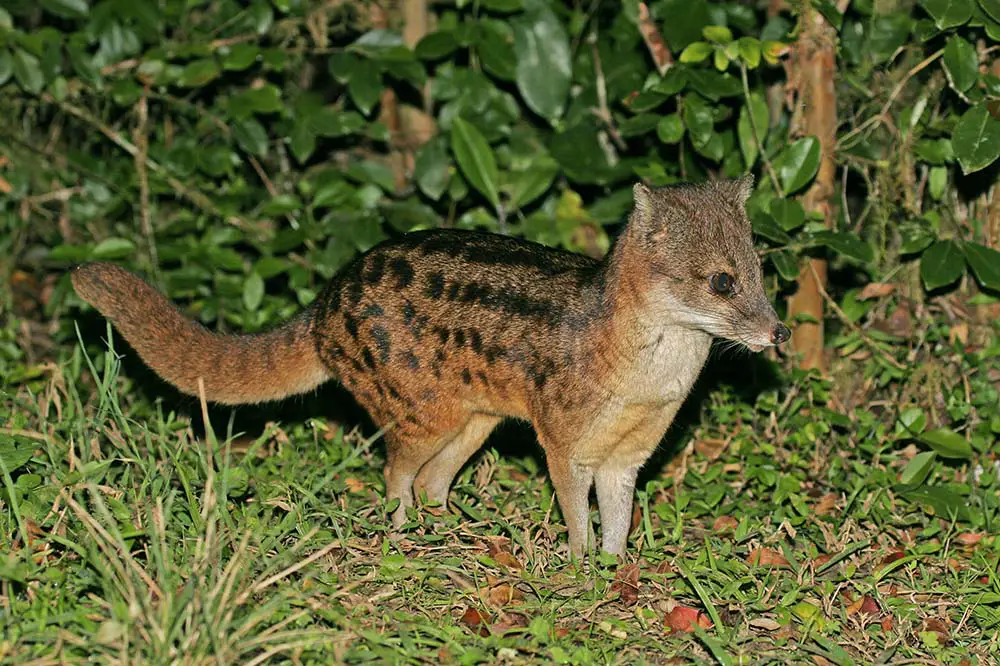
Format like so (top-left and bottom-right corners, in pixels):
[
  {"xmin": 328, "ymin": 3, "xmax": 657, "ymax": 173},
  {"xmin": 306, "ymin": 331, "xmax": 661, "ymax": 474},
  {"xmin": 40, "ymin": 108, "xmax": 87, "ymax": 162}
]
[
  {"xmin": 632, "ymin": 182, "xmax": 654, "ymax": 226},
  {"xmin": 733, "ymin": 173, "xmax": 755, "ymax": 207}
]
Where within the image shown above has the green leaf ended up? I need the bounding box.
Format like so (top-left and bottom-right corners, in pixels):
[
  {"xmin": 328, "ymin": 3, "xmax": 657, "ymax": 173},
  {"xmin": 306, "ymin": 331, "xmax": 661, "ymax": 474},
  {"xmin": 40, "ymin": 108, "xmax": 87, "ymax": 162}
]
[
  {"xmin": 415, "ymin": 31, "xmax": 458, "ymax": 60},
  {"xmin": 451, "ymin": 117, "xmax": 500, "ymax": 209},
  {"xmin": 178, "ymin": 59, "xmax": 220, "ymax": 87},
  {"xmin": 507, "ymin": 160, "xmax": 558, "ymax": 209},
  {"xmin": 953, "ymin": 103, "xmax": 1000, "ymax": 174},
  {"xmin": 414, "ymin": 136, "xmax": 451, "ymax": 202},
  {"xmin": 773, "ymin": 137, "xmax": 820, "ymax": 194},
  {"xmin": 919, "ymin": 428, "xmax": 973, "ymax": 459},
  {"xmin": 512, "ymin": 2, "xmax": 571, "ymax": 122},
  {"xmin": 769, "ymin": 199, "xmax": 805, "ymax": 231},
  {"xmin": 770, "ymin": 250, "xmax": 800, "ymax": 281},
  {"xmin": 737, "ymin": 92, "xmax": 769, "ymax": 168},
  {"xmin": 680, "ymin": 42, "xmax": 715, "ymax": 64},
  {"xmin": 243, "ymin": 272, "xmax": 264, "ymax": 311},
  {"xmin": 0, "ymin": 437, "xmax": 33, "ymax": 474},
  {"xmin": 702, "ymin": 25, "xmax": 733, "ymax": 43},
  {"xmin": 920, "ymin": 0, "xmax": 973, "ymax": 29},
  {"xmin": 91, "ymin": 238, "xmax": 136, "ymax": 260},
  {"xmin": 680, "ymin": 42, "xmax": 714, "ymax": 64},
  {"xmin": 900, "ymin": 451, "xmax": 937, "ymax": 487},
  {"xmin": 12, "ymin": 49, "xmax": 44, "ymax": 94},
  {"xmin": 348, "ymin": 58, "xmax": 382, "ymax": 116},
  {"xmin": 682, "ymin": 94, "xmax": 714, "ymax": 146},
  {"xmin": 233, "ymin": 118, "xmax": 268, "ymax": 156},
  {"xmin": 737, "ymin": 37, "xmax": 761, "ymax": 68},
  {"xmin": 943, "ymin": 36, "xmax": 978, "ymax": 92},
  {"xmin": 900, "ymin": 486, "xmax": 971, "ymax": 521},
  {"xmin": 656, "ymin": 114, "xmax": 685, "ymax": 144},
  {"xmin": 751, "ymin": 212, "xmax": 792, "ymax": 244},
  {"xmin": 0, "ymin": 51, "xmax": 12, "ymax": 87},
  {"xmin": 920, "ymin": 240, "xmax": 965, "ymax": 290},
  {"xmin": 40, "ymin": 0, "xmax": 89, "ymax": 18},
  {"xmin": 477, "ymin": 21, "xmax": 517, "ymax": 81},
  {"xmin": 618, "ymin": 114, "xmax": 660, "ymax": 138},
  {"xmin": 222, "ymin": 44, "xmax": 260, "ymax": 71},
  {"xmin": 289, "ymin": 121, "xmax": 316, "ymax": 163},
  {"xmin": 982, "ymin": 0, "xmax": 1000, "ymax": 23},
  {"xmin": 962, "ymin": 241, "xmax": 1000, "ymax": 290},
  {"xmin": 813, "ymin": 231, "xmax": 874, "ymax": 264}
]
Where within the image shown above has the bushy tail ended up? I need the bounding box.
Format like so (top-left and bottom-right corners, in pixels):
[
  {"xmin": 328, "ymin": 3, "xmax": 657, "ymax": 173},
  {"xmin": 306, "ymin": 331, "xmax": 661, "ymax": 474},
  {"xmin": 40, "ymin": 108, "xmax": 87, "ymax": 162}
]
[{"xmin": 71, "ymin": 262, "xmax": 331, "ymax": 405}]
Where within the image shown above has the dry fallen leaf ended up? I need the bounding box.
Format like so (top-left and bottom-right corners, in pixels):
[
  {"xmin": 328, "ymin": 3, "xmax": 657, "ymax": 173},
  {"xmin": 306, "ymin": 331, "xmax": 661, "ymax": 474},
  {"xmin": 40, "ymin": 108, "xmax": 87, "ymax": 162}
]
[
  {"xmin": 488, "ymin": 539, "xmax": 524, "ymax": 571},
  {"xmin": 749, "ymin": 617, "xmax": 781, "ymax": 631},
  {"xmin": 664, "ymin": 605, "xmax": 713, "ymax": 633},
  {"xmin": 485, "ymin": 583, "xmax": 524, "ymax": 607},
  {"xmin": 344, "ymin": 477, "xmax": 366, "ymax": 494},
  {"xmin": 610, "ymin": 564, "xmax": 641, "ymax": 607},
  {"xmin": 813, "ymin": 493, "xmax": 839, "ymax": 516},
  {"xmin": 876, "ymin": 549, "xmax": 906, "ymax": 571},
  {"xmin": 955, "ymin": 532, "xmax": 983, "ymax": 547},
  {"xmin": 460, "ymin": 607, "xmax": 491, "ymax": 636},
  {"xmin": 922, "ymin": 617, "xmax": 951, "ymax": 644},
  {"xmin": 713, "ymin": 515, "xmax": 738, "ymax": 532},
  {"xmin": 747, "ymin": 548, "xmax": 790, "ymax": 568},
  {"xmin": 491, "ymin": 612, "xmax": 529, "ymax": 635}
]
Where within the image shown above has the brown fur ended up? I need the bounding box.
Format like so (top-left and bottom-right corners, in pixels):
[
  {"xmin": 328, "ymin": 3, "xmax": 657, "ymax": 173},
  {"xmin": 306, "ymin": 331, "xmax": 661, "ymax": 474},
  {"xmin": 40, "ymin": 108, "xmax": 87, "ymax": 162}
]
[{"xmin": 71, "ymin": 176, "xmax": 788, "ymax": 558}]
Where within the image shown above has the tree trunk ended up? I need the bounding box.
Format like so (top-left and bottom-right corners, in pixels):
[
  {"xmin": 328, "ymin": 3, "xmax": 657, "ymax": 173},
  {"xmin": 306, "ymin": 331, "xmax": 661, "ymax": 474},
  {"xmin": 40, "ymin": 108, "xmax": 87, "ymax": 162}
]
[{"xmin": 787, "ymin": 5, "xmax": 838, "ymax": 371}]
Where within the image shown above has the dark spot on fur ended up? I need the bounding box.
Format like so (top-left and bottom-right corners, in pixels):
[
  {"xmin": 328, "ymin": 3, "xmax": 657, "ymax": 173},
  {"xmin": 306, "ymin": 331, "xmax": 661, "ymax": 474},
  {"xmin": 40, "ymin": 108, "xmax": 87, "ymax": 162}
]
[
  {"xmin": 349, "ymin": 357, "xmax": 364, "ymax": 372},
  {"xmin": 435, "ymin": 327, "xmax": 450, "ymax": 345},
  {"xmin": 533, "ymin": 372, "xmax": 547, "ymax": 388},
  {"xmin": 371, "ymin": 326, "xmax": 391, "ymax": 363},
  {"xmin": 434, "ymin": 349, "xmax": 446, "ymax": 362},
  {"xmin": 389, "ymin": 257, "xmax": 415, "ymax": 289},
  {"xmin": 402, "ymin": 302, "xmax": 416, "ymax": 324},
  {"xmin": 363, "ymin": 255, "xmax": 386, "ymax": 285},
  {"xmin": 484, "ymin": 345, "xmax": 505, "ymax": 364},
  {"xmin": 461, "ymin": 369, "xmax": 472, "ymax": 384},
  {"xmin": 469, "ymin": 329, "xmax": 483, "ymax": 354},
  {"xmin": 476, "ymin": 371, "xmax": 489, "ymax": 385},
  {"xmin": 426, "ymin": 272, "xmax": 445, "ymax": 299},
  {"xmin": 361, "ymin": 303, "xmax": 384, "ymax": 319},
  {"xmin": 362, "ymin": 348, "xmax": 377, "ymax": 369},
  {"xmin": 347, "ymin": 281, "xmax": 363, "ymax": 305},
  {"xmin": 454, "ymin": 329, "xmax": 466, "ymax": 347},
  {"xmin": 405, "ymin": 414, "xmax": 420, "ymax": 425},
  {"xmin": 344, "ymin": 314, "xmax": 359, "ymax": 339},
  {"xmin": 446, "ymin": 282, "xmax": 462, "ymax": 300},
  {"xmin": 406, "ymin": 351, "xmax": 420, "ymax": 369}
]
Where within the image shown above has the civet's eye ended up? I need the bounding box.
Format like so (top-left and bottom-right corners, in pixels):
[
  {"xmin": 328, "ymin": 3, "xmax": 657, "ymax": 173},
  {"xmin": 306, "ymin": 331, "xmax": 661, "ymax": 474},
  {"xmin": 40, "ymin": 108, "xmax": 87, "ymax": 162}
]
[{"xmin": 709, "ymin": 272, "xmax": 735, "ymax": 295}]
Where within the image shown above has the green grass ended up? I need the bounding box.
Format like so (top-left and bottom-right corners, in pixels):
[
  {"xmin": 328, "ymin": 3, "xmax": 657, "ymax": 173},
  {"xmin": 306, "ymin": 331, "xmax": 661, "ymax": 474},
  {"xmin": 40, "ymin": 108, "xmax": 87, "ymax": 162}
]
[{"xmin": 2, "ymin": 317, "xmax": 999, "ymax": 665}]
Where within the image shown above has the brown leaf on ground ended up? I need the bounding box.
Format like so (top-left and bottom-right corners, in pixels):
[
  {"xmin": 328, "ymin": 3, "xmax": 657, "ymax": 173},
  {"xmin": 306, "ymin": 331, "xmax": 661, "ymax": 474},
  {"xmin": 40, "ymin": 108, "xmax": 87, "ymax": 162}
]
[
  {"xmin": 693, "ymin": 437, "xmax": 729, "ymax": 460},
  {"xmin": 747, "ymin": 548, "xmax": 790, "ymax": 568},
  {"xmin": 610, "ymin": 564, "xmax": 641, "ymax": 607},
  {"xmin": 749, "ymin": 617, "xmax": 781, "ymax": 631},
  {"xmin": 485, "ymin": 582, "xmax": 524, "ymax": 607},
  {"xmin": 487, "ymin": 539, "xmax": 524, "ymax": 571},
  {"xmin": 858, "ymin": 282, "xmax": 895, "ymax": 300},
  {"xmin": 955, "ymin": 532, "xmax": 983, "ymax": 546},
  {"xmin": 881, "ymin": 615, "xmax": 894, "ymax": 632},
  {"xmin": 664, "ymin": 605, "xmax": 713, "ymax": 633},
  {"xmin": 344, "ymin": 477, "xmax": 366, "ymax": 494},
  {"xmin": 812, "ymin": 553, "xmax": 833, "ymax": 569},
  {"xmin": 876, "ymin": 549, "xmax": 906, "ymax": 571},
  {"xmin": 459, "ymin": 607, "xmax": 491, "ymax": 636},
  {"xmin": 846, "ymin": 594, "xmax": 880, "ymax": 620},
  {"xmin": 491, "ymin": 612, "xmax": 529, "ymax": 635},
  {"xmin": 922, "ymin": 617, "xmax": 951, "ymax": 644},
  {"xmin": 813, "ymin": 493, "xmax": 839, "ymax": 516},
  {"xmin": 655, "ymin": 560, "xmax": 675, "ymax": 575},
  {"xmin": 713, "ymin": 515, "xmax": 738, "ymax": 532}
]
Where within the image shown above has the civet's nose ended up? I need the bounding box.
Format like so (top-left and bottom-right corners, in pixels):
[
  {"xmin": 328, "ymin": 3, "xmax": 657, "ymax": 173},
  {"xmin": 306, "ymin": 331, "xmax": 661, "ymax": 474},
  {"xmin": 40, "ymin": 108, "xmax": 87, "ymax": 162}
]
[{"xmin": 771, "ymin": 323, "xmax": 791, "ymax": 345}]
